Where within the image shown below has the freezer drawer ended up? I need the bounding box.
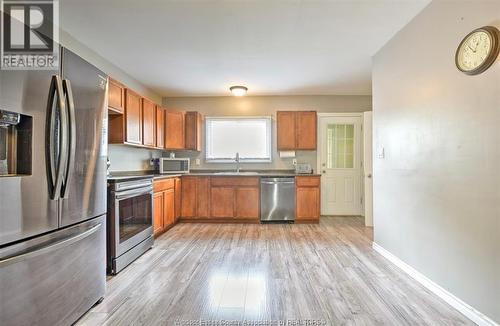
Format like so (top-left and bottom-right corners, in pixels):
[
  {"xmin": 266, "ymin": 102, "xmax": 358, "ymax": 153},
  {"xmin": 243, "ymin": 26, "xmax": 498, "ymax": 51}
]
[
  {"xmin": 0, "ymin": 215, "xmax": 106, "ymax": 326},
  {"xmin": 260, "ymin": 177, "xmax": 295, "ymax": 222}
]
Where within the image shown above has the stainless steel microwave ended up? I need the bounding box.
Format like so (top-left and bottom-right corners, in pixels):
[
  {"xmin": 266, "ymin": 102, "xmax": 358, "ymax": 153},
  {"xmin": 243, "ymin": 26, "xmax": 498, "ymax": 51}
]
[{"xmin": 159, "ymin": 158, "xmax": 190, "ymax": 174}]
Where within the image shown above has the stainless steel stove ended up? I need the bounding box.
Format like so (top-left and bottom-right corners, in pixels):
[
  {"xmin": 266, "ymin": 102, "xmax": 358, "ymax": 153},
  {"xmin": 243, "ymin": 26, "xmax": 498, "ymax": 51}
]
[{"xmin": 107, "ymin": 176, "xmax": 154, "ymax": 274}]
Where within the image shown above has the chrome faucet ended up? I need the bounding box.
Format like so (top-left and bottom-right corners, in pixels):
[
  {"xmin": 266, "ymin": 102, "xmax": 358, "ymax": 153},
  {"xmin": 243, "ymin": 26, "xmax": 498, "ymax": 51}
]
[{"xmin": 235, "ymin": 152, "xmax": 240, "ymax": 173}]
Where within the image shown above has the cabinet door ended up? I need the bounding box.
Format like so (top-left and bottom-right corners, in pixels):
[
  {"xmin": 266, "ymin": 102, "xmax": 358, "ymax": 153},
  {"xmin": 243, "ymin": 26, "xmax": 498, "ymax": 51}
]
[
  {"xmin": 235, "ymin": 187, "xmax": 259, "ymax": 219},
  {"xmin": 296, "ymin": 187, "xmax": 320, "ymax": 220},
  {"xmin": 163, "ymin": 188, "xmax": 175, "ymax": 228},
  {"xmin": 125, "ymin": 89, "xmax": 142, "ymax": 144},
  {"xmin": 174, "ymin": 178, "xmax": 181, "ymax": 221},
  {"xmin": 185, "ymin": 111, "xmax": 202, "ymax": 151},
  {"xmin": 142, "ymin": 98, "xmax": 156, "ymax": 147},
  {"xmin": 165, "ymin": 111, "xmax": 185, "ymax": 149},
  {"xmin": 210, "ymin": 187, "xmax": 235, "ymax": 218},
  {"xmin": 153, "ymin": 192, "xmax": 164, "ymax": 236},
  {"xmin": 196, "ymin": 177, "xmax": 210, "ymax": 218},
  {"xmin": 296, "ymin": 111, "xmax": 317, "ymax": 150},
  {"xmin": 277, "ymin": 111, "xmax": 296, "ymax": 150},
  {"xmin": 181, "ymin": 177, "xmax": 197, "ymax": 218},
  {"xmin": 108, "ymin": 78, "xmax": 124, "ymax": 113},
  {"xmin": 156, "ymin": 106, "xmax": 164, "ymax": 149}
]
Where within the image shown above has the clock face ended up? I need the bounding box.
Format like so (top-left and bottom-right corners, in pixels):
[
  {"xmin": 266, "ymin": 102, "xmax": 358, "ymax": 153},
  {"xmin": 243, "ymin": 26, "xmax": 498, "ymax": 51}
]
[
  {"xmin": 456, "ymin": 26, "xmax": 500, "ymax": 75},
  {"xmin": 457, "ymin": 31, "xmax": 491, "ymax": 71}
]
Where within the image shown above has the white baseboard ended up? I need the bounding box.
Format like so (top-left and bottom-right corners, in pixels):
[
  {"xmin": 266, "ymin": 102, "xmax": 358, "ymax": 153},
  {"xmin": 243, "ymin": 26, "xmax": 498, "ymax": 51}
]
[{"xmin": 372, "ymin": 242, "xmax": 498, "ymax": 326}]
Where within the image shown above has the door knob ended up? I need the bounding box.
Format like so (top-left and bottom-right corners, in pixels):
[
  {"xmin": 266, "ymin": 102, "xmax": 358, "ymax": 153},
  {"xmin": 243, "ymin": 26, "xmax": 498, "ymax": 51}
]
[
  {"xmin": 322, "ymin": 170, "xmax": 326, "ymax": 174},
  {"xmin": 367, "ymin": 174, "xmax": 372, "ymax": 178}
]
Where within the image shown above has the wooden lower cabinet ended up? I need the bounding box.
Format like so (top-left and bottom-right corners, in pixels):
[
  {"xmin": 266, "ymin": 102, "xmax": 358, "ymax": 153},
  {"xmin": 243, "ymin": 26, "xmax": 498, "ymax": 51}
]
[
  {"xmin": 174, "ymin": 177, "xmax": 181, "ymax": 222},
  {"xmin": 196, "ymin": 177, "xmax": 210, "ymax": 218},
  {"xmin": 210, "ymin": 177, "xmax": 259, "ymax": 221},
  {"xmin": 235, "ymin": 187, "xmax": 259, "ymax": 220},
  {"xmin": 210, "ymin": 187, "xmax": 235, "ymax": 218},
  {"xmin": 153, "ymin": 192, "xmax": 164, "ymax": 236},
  {"xmin": 163, "ymin": 188, "xmax": 175, "ymax": 228},
  {"xmin": 295, "ymin": 176, "xmax": 321, "ymax": 222},
  {"xmin": 153, "ymin": 178, "xmax": 180, "ymax": 237},
  {"xmin": 180, "ymin": 176, "xmax": 210, "ymax": 219},
  {"xmin": 181, "ymin": 176, "xmax": 197, "ymax": 218}
]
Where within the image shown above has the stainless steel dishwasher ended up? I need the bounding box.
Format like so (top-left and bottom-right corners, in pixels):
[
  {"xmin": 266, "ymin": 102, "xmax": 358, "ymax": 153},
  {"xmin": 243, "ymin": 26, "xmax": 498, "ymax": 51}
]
[{"xmin": 260, "ymin": 177, "xmax": 295, "ymax": 222}]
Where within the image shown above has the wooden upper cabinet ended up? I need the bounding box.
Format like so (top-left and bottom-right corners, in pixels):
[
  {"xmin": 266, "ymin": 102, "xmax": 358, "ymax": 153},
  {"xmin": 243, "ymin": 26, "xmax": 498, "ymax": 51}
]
[
  {"xmin": 142, "ymin": 98, "xmax": 156, "ymax": 147},
  {"xmin": 296, "ymin": 111, "xmax": 317, "ymax": 150},
  {"xmin": 165, "ymin": 111, "xmax": 185, "ymax": 150},
  {"xmin": 155, "ymin": 106, "xmax": 165, "ymax": 149},
  {"xmin": 277, "ymin": 111, "xmax": 296, "ymax": 150},
  {"xmin": 276, "ymin": 111, "xmax": 317, "ymax": 150},
  {"xmin": 185, "ymin": 111, "xmax": 202, "ymax": 151},
  {"xmin": 108, "ymin": 78, "xmax": 124, "ymax": 114},
  {"xmin": 124, "ymin": 89, "xmax": 143, "ymax": 145}
]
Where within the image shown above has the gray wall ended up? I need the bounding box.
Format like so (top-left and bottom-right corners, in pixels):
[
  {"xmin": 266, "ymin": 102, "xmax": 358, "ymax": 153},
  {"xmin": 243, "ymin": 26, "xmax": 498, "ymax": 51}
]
[
  {"xmin": 164, "ymin": 95, "xmax": 371, "ymax": 170},
  {"xmin": 60, "ymin": 30, "xmax": 164, "ymax": 172},
  {"xmin": 372, "ymin": 0, "xmax": 499, "ymax": 323}
]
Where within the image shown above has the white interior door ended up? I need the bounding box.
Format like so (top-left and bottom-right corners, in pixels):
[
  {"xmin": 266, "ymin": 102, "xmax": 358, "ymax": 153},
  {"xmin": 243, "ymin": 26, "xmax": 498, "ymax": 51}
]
[
  {"xmin": 363, "ymin": 112, "xmax": 373, "ymax": 226},
  {"xmin": 319, "ymin": 115, "xmax": 363, "ymax": 216}
]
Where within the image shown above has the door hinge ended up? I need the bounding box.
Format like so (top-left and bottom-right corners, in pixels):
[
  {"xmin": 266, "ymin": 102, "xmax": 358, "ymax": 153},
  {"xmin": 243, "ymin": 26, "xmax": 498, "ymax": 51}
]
[{"xmin": 361, "ymin": 197, "xmax": 363, "ymax": 205}]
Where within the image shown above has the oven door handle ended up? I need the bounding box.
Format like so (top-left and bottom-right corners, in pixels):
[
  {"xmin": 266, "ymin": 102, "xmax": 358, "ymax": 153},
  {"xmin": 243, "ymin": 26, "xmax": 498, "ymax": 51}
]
[{"xmin": 115, "ymin": 188, "xmax": 153, "ymax": 200}]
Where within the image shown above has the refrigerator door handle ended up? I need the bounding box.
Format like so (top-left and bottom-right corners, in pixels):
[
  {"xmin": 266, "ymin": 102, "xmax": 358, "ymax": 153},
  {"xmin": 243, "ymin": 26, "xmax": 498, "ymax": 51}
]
[
  {"xmin": 61, "ymin": 79, "xmax": 76, "ymax": 199},
  {"xmin": 45, "ymin": 75, "xmax": 68, "ymax": 200},
  {"xmin": 0, "ymin": 223, "xmax": 102, "ymax": 268}
]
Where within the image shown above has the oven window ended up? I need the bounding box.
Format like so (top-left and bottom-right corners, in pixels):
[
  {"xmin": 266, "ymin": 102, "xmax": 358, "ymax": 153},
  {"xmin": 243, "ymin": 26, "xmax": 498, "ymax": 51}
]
[{"xmin": 118, "ymin": 193, "xmax": 152, "ymax": 243}]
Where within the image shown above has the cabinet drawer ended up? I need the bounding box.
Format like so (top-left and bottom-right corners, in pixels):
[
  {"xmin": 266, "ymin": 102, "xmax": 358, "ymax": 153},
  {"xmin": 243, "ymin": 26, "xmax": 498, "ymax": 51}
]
[
  {"xmin": 210, "ymin": 177, "xmax": 259, "ymax": 187},
  {"xmin": 153, "ymin": 178, "xmax": 175, "ymax": 192},
  {"xmin": 295, "ymin": 176, "xmax": 320, "ymax": 187}
]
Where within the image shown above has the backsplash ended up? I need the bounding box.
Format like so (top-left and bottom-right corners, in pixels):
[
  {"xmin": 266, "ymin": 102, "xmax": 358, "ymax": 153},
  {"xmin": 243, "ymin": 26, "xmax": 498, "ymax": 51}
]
[
  {"xmin": 108, "ymin": 145, "xmax": 162, "ymax": 172},
  {"xmin": 165, "ymin": 150, "xmax": 318, "ymax": 172}
]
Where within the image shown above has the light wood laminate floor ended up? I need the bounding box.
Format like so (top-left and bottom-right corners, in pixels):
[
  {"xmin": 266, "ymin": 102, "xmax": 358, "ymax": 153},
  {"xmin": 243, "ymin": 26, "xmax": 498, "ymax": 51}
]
[{"xmin": 78, "ymin": 217, "xmax": 471, "ymax": 326}]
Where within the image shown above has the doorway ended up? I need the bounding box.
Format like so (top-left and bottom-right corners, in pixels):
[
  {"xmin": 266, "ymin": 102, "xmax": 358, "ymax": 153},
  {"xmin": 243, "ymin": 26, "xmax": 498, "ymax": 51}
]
[{"xmin": 317, "ymin": 114, "xmax": 363, "ymax": 216}]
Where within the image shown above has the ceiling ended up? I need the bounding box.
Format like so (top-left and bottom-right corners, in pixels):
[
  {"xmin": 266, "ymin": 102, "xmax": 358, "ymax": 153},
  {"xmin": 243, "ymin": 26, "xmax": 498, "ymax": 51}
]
[{"xmin": 60, "ymin": 0, "xmax": 430, "ymax": 97}]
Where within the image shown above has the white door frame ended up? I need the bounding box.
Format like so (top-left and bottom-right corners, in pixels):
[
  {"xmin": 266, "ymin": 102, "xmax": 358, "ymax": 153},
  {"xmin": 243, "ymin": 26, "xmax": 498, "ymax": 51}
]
[{"xmin": 317, "ymin": 113, "xmax": 364, "ymax": 216}]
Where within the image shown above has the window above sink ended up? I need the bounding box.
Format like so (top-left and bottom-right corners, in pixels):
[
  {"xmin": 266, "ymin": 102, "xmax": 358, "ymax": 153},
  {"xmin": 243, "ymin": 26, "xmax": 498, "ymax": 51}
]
[{"xmin": 205, "ymin": 116, "xmax": 272, "ymax": 163}]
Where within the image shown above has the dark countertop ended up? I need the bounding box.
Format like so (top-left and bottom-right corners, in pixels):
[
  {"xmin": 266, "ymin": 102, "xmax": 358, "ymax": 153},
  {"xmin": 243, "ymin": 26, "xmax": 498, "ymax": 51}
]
[{"xmin": 108, "ymin": 170, "xmax": 320, "ymax": 181}]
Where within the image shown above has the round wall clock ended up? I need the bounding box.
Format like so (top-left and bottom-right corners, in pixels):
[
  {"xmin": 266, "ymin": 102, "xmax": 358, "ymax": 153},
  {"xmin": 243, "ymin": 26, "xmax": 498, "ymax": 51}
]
[{"xmin": 455, "ymin": 26, "xmax": 500, "ymax": 75}]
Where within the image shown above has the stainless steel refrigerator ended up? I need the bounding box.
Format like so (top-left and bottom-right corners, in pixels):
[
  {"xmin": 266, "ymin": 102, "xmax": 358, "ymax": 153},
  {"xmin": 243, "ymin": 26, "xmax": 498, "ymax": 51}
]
[{"xmin": 0, "ymin": 47, "xmax": 108, "ymax": 326}]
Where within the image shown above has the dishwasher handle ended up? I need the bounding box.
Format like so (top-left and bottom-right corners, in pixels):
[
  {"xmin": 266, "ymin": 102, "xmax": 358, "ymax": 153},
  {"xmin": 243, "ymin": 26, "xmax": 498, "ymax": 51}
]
[{"xmin": 261, "ymin": 181, "xmax": 295, "ymax": 185}]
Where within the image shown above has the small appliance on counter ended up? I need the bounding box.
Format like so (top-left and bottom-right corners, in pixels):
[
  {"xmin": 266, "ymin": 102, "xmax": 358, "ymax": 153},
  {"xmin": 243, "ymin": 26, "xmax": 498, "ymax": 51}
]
[
  {"xmin": 295, "ymin": 163, "xmax": 313, "ymax": 174},
  {"xmin": 159, "ymin": 157, "xmax": 190, "ymax": 174}
]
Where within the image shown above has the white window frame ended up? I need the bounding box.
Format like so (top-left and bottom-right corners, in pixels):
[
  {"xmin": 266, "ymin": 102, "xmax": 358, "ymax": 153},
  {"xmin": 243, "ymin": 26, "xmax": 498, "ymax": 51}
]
[{"xmin": 205, "ymin": 116, "xmax": 272, "ymax": 163}]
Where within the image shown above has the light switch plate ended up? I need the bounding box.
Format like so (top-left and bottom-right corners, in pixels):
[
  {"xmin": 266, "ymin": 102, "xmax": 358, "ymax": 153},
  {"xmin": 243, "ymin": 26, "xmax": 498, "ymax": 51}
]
[{"xmin": 377, "ymin": 147, "xmax": 385, "ymax": 159}]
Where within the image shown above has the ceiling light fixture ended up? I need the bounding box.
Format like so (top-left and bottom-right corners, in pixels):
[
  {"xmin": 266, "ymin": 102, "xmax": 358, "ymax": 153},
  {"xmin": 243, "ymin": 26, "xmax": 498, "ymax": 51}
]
[{"xmin": 230, "ymin": 85, "xmax": 248, "ymax": 96}]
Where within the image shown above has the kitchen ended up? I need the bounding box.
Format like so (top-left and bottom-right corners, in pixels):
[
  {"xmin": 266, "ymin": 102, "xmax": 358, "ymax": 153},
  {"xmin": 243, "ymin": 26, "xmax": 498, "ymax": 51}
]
[
  {"xmin": 106, "ymin": 78, "xmax": 325, "ymax": 272},
  {"xmin": 1, "ymin": 1, "xmax": 499, "ymax": 326}
]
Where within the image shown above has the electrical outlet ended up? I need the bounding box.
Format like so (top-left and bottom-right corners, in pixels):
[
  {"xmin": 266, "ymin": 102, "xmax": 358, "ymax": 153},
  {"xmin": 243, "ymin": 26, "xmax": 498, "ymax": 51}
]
[
  {"xmin": 292, "ymin": 159, "xmax": 297, "ymax": 165},
  {"xmin": 195, "ymin": 158, "xmax": 201, "ymax": 165}
]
